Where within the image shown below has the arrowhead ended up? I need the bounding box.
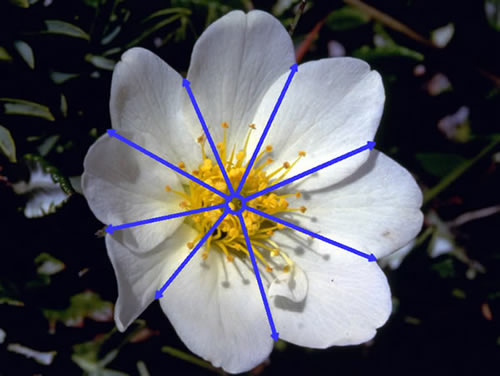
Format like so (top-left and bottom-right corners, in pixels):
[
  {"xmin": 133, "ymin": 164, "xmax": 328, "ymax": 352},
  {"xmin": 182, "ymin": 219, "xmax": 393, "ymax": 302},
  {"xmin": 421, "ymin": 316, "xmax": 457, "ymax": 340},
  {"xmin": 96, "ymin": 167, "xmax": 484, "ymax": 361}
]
[
  {"xmin": 105, "ymin": 224, "xmax": 114, "ymax": 234},
  {"xmin": 271, "ymin": 332, "xmax": 280, "ymax": 341},
  {"xmin": 367, "ymin": 253, "xmax": 377, "ymax": 262},
  {"xmin": 107, "ymin": 128, "xmax": 117, "ymax": 137},
  {"xmin": 182, "ymin": 78, "xmax": 190, "ymax": 87},
  {"xmin": 366, "ymin": 141, "xmax": 376, "ymax": 150},
  {"xmin": 155, "ymin": 290, "xmax": 163, "ymax": 299},
  {"xmin": 290, "ymin": 63, "xmax": 298, "ymax": 73}
]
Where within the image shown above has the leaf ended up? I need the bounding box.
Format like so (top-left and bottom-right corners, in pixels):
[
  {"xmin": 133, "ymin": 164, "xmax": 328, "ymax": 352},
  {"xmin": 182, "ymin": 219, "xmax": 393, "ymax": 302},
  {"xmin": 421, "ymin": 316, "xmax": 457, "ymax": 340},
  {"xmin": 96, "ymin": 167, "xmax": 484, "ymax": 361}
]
[
  {"xmin": 415, "ymin": 153, "xmax": 467, "ymax": 178},
  {"xmin": 125, "ymin": 14, "xmax": 184, "ymax": 49},
  {"xmin": 12, "ymin": 156, "xmax": 72, "ymax": 218},
  {"xmin": 0, "ymin": 125, "xmax": 17, "ymax": 162},
  {"xmin": 50, "ymin": 71, "xmax": 79, "ymax": 84},
  {"xmin": 0, "ymin": 98, "xmax": 55, "ymax": 121},
  {"xmin": 485, "ymin": 0, "xmax": 500, "ymax": 31},
  {"xmin": 85, "ymin": 54, "xmax": 116, "ymax": 71},
  {"xmin": 326, "ymin": 5, "xmax": 370, "ymax": 31},
  {"xmin": 8, "ymin": 0, "xmax": 29, "ymax": 8},
  {"xmin": 353, "ymin": 44, "xmax": 424, "ymax": 61},
  {"xmin": 14, "ymin": 40, "xmax": 34, "ymax": 69},
  {"xmin": 0, "ymin": 328, "xmax": 5, "ymax": 344},
  {"xmin": 7, "ymin": 344, "xmax": 56, "ymax": 365},
  {"xmin": 142, "ymin": 7, "xmax": 191, "ymax": 23},
  {"xmin": 44, "ymin": 20, "xmax": 90, "ymax": 40},
  {"xmin": 35, "ymin": 252, "xmax": 65, "ymax": 276},
  {"xmin": 431, "ymin": 23, "xmax": 454, "ymax": 48},
  {"xmin": 37, "ymin": 134, "xmax": 60, "ymax": 156},
  {"xmin": 0, "ymin": 46, "xmax": 13, "ymax": 62},
  {"xmin": 43, "ymin": 291, "xmax": 113, "ymax": 329}
]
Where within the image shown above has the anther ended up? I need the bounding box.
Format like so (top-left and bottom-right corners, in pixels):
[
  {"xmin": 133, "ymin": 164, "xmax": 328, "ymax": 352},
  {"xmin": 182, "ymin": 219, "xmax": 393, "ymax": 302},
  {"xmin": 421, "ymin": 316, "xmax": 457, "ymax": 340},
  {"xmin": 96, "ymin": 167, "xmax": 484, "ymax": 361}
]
[
  {"xmin": 165, "ymin": 185, "xmax": 172, "ymax": 192},
  {"xmin": 249, "ymin": 123, "xmax": 256, "ymax": 129},
  {"xmin": 197, "ymin": 135, "xmax": 205, "ymax": 144},
  {"xmin": 202, "ymin": 252, "xmax": 209, "ymax": 260},
  {"xmin": 265, "ymin": 145, "xmax": 273, "ymax": 152},
  {"xmin": 295, "ymin": 192, "xmax": 302, "ymax": 198},
  {"xmin": 299, "ymin": 206, "xmax": 307, "ymax": 213},
  {"xmin": 221, "ymin": 122, "xmax": 229, "ymax": 129},
  {"xmin": 226, "ymin": 255, "xmax": 234, "ymax": 262},
  {"xmin": 298, "ymin": 151, "xmax": 306, "ymax": 157},
  {"xmin": 187, "ymin": 241, "xmax": 194, "ymax": 249},
  {"xmin": 283, "ymin": 265, "xmax": 290, "ymax": 273},
  {"xmin": 178, "ymin": 161, "xmax": 185, "ymax": 169},
  {"xmin": 283, "ymin": 161, "xmax": 290, "ymax": 169},
  {"xmin": 266, "ymin": 266, "xmax": 273, "ymax": 273}
]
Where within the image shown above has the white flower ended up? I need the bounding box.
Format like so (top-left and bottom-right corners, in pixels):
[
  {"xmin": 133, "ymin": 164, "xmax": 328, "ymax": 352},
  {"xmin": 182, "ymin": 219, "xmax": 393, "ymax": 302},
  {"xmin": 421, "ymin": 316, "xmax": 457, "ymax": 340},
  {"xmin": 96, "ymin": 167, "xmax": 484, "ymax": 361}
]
[{"xmin": 82, "ymin": 10, "xmax": 423, "ymax": 374}]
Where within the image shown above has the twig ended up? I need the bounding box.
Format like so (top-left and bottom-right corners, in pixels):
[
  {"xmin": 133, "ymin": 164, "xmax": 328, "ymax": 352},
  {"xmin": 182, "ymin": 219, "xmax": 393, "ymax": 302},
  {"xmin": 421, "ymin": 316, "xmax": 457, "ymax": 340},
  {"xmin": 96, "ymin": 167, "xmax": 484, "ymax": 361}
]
[
  {"xmin": 295, "ymin": 16, "xmax": 327, "ymax": 63},
  {"xmin": 449, "ymin": 205, "xmax": 500, "ymax": 228},
  {"xmin": 344, "ymin": 0, "xmax": 436, "ymax": 48},
  {"xmin": 288, "ymin": 0, "xmax": 307, "ymax": 37}
]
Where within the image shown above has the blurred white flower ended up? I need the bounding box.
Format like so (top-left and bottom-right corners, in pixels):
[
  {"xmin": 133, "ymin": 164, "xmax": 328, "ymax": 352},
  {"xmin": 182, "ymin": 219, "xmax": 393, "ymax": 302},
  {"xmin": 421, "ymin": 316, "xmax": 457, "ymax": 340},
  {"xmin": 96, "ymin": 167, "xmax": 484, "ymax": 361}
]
[{"xmin": 83, "ymin": 10, "xmax": 423, "ymax": 373}]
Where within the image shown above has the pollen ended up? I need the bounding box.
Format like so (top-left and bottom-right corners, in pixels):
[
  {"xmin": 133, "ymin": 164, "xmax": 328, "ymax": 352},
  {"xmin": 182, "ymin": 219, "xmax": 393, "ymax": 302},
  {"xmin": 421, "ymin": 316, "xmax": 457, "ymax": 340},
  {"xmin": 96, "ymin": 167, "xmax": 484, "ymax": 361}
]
[{"xmin": 172, "ymin": 121, "xmax": 307, "ymax": 275}]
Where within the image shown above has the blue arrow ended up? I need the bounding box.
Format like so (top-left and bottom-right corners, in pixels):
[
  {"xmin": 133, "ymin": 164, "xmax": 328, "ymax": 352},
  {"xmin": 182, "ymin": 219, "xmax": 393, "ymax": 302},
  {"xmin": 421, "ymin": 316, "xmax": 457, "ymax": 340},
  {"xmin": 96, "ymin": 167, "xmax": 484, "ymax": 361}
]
[
  {"xmin": 246, "ymin": 141, "xmax": 375, "ymax": 201},
  {"xmin": 107, "ymin": 129, "xmax": 227, "ymax": 199},
  {"xmin": 246, "ymin": 207, "xmax": 377, "ymax": 262},
  {"xmin": 105, "ymin": 204, "xmax": 224, "ymax": 234},
  {"xmin": 237, "ymin": 213, "xmax": 280, "ymax": 341},
  {"xmin": 183, "ymin": 79, "xmax": 234, "ymax": 195},
  {"xmin": 236, "ymin": 64, "xmax": 298, "ymax": 195},
  {"xmin": 155, "ymin": 212, "xmax": 228, "ymax": 299}
]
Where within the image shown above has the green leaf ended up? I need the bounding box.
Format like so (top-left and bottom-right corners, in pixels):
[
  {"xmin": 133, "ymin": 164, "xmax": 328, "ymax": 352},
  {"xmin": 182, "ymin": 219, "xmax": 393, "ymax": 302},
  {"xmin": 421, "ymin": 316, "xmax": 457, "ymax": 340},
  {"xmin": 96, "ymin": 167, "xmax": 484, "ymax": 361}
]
[
  {"xmin": 14, "ymin": 40, "xmax": 34, "ymax": 69},
  {"xmin": 12, "ymin": 156, "xmax": 73, "ymax": 218},
  {"xmin": 353, "ymin": 44, "xmax": 424, "ymax": 61},
  {"xmin": 43, "ymin": 291, "xmax": 113, "ymax": 329},
  {"xmin": 125, "ymin": 14, "xmax": 184, "ymax": 49},
  {"xmin": 50, "ymin": 71, "xmax": 79, "ymax": 84},
  {"xmin": 0, "ymin": 125, "xmax": 17, "ymax": 162},
  {"xmin": 142, "ymin": 7, "xmax": 191, "ymax": 23},
  {"xmin": 485, "ymin": 0, "xmax": 500, "ymax": 31},
  {"xmin": 8, "ymin": 0, "xmax": 29, "ymax": 8},
  {"xmin": 44, "ymin": 20, "xmax": 90, "ymax": 40},
  {"xmin": 326, "ymin": 5, "xmax": 370, "ymax": 31},
  {"xmin": 415, "ymin": 153, "xmax": 467, "ymax": 178},
  {"xmin": 37, "ymin": 135, "xmax": 60, "ymax": 157},
  {"xmin": 85, "ymin": 54, "xmax": 116, "ymax": 70},
  {"xmin": 0, "ymin": 46, "xmax": 13, "ymax": 62},
  {"xmin": 35, "ymin": 252, "xmax": 65, "ymax": 276},
  {"xmin": 0, "ymin": 98, "xmax": 55, "ymax": 121}
]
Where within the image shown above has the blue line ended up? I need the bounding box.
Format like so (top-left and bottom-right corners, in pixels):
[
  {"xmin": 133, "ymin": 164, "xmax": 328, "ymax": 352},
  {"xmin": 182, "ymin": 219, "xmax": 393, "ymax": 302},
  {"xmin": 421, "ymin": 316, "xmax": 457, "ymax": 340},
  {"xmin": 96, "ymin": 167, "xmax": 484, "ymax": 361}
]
[
  {"xmin": 246, "ymin": 207, "xmax": 377, "ymax": 262},
  {"xmin": 246, "ymin": 141, "xmax": 375, "ymax": 201},
  {"xmin": 237, "ymin": 213, "xmax": 280, "ymax": 341},
  {"xmin": 107, "ymin": 129, "xmax": 227, "ymax": 199},
  {"xmin": 183, "ymin": 80, "xmax": 234, "ymax": 195},
  {"xmin": 155, "ymin": 211, "xmax": 228, "ymax": 299},
  {"xmin": 105, "ymin": 204, "xmax": 224, "ymax": 234},
  {"xmin": 236, "ymin": 64, "xmax": 298, "ymax": 195}
]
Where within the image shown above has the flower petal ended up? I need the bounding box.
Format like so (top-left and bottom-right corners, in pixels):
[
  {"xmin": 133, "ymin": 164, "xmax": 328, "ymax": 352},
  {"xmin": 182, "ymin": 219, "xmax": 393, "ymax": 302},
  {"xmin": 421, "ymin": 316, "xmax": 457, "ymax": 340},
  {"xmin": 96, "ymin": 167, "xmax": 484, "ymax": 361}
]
[
  {"xmin": 251, "ymin": 58, "xmax": 384, "ymax": 190},
  {"xmin": 184, "ymin": 10, "xmax": 295, "ymax": 154},
  {"xmin": 160, "ymin": 250, "xmax": 274, "ymax": 373},
  {"xmin": 268, "ymin": 263, "xmax": 308, "ymax": 303},
  {"xmin": 292, "ymin": 151, "xmax": 423, "ymax": 260},
  {"xmin": 106, "ymin": 224, "xmax": 197, "ymax": 331},
  {"xmin": 110, "ymin": 47, "xmax": 200, "ymax": 169},
  {"xmin": 83, "ymin": 132, "xmax": 184, "ymax": 253},
  {"xmin": 271, "ymin": 231, "xmax": 391, "ymax": 347}
]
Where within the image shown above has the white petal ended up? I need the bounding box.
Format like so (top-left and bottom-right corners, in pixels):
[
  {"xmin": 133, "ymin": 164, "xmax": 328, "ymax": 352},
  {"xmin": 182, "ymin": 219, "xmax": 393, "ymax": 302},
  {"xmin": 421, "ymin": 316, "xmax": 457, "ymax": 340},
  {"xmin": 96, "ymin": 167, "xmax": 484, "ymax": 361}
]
[
  {"xmin": 160, "ymin": 250, "xmax": 274, "ymax": 373},
  {"xmin": 110, "ymin": 47, "xmax": 199, "ymax": 169},
  {"xmin": 295, "ymin": 151, "xmax": 423, "ymax": 260},
  {"xmin": 106, "ymin": 224, "xmax": 197, "ymax": 331},
  {"xmin": 251, "ymin": 58, "xmax": 384, "ymax": 190},
  {"xmin": 271, "ymin": 231, "xmax": 391, "ymax": 347},
  {"xmin": 83, "ymin": 132, "xmax": 184, "ymax": 253},
  {"xmin": 184, "ymin": 10, "xmax": 295, "ymax": 155},
  {"xmin": 268, "ymin": 263, "xmax": 308, "ymax": 303}
]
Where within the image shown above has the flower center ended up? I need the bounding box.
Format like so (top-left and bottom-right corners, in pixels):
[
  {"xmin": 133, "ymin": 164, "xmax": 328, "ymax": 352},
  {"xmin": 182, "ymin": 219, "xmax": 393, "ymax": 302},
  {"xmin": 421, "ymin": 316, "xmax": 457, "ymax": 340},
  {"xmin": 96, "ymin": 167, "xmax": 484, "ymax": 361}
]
[{"xmin": 166, "ymin": 122, "xmax": 307, "ymax": 273}]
